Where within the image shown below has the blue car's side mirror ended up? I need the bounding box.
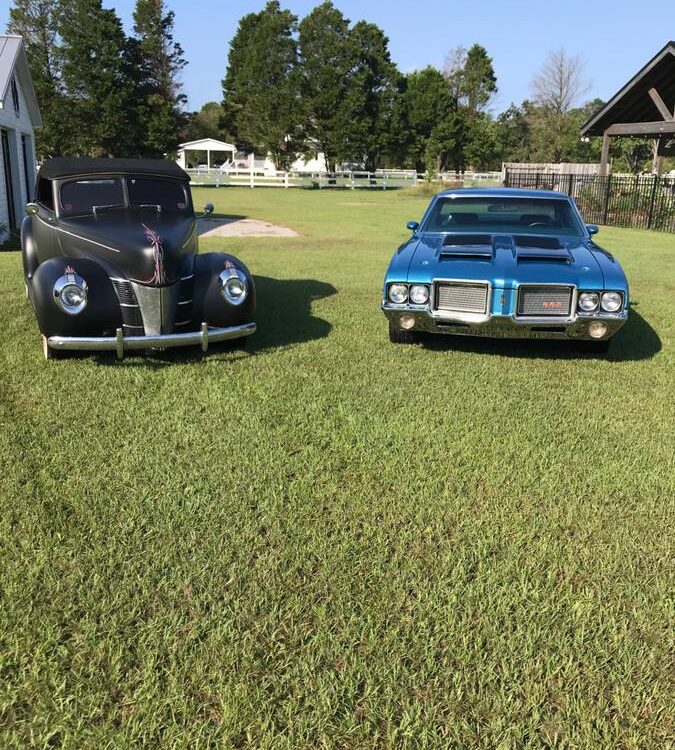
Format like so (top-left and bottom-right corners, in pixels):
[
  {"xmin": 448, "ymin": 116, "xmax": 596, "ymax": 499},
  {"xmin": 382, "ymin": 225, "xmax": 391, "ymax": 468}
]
[
  {"xmin": 406, "ymin": 220, "xmax": 419, "ymax": 232},
  {"xmin": 586, "ymin": 224, "xmax": 599, "ymax": 235}
]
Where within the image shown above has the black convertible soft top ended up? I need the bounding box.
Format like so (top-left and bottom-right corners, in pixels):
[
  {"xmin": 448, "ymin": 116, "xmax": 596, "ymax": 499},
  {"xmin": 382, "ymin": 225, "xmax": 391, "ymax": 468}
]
[{"xmin": 38, "ymin": 158, "xmax": 189, "ymax": 181}]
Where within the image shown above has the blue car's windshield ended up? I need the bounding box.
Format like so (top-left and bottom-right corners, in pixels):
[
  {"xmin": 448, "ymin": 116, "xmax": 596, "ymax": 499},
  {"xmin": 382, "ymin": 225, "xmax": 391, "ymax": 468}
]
[{"xmin": 423, "ymin": 196, "xmax": 585, "ymax": 237}]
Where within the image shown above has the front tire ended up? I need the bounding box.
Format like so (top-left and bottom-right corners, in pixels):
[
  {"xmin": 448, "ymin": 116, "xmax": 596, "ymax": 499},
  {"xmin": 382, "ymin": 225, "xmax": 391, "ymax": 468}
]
[{"xmin": 389, "ymin": 321, "xmax": 418, "ymax": 344}]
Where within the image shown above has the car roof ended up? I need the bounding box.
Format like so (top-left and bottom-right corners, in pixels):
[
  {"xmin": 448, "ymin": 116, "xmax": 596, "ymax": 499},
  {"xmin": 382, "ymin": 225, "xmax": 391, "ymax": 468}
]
[
  {"xmin": 435, "ymin": 187, "xmax": 571, "ymax": 200},
  {"xmin": 38, "ymin": 157, "xmax": 189, "ymax": 181}
]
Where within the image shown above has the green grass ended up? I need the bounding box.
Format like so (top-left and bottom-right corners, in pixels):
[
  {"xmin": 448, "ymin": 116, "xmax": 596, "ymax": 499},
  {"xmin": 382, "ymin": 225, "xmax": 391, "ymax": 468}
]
[{"xmin": 1, "ymin": 188, "xmax": 673, "ymax": 749}]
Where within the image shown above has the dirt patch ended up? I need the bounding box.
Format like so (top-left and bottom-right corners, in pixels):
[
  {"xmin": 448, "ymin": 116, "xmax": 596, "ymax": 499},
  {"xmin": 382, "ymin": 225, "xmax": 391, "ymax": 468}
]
[{"xmin": 198, "ymin": 217, "xmax": 298, "ymax": 238}]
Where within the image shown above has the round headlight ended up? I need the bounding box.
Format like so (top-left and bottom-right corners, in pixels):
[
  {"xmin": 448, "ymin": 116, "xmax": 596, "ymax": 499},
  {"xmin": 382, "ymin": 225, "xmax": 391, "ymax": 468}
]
[
  {"xmin": 409, "ymin": 285, "xmax": 429, "ymax": 305},
  {"xmin": 388, "ymin": 283, "xmax": 408, "ymax": 304},
  {"xmin": 219, "ymin": 269, "xmax": 248, "ymax": 305},
  {"xmin": 53, "ymin": 273, "xmax": 87, "ymax": 315},
  {"xmin": 601, "ymin": 291, "xmax": 622, "ymax": 312},
  {"xmin": 578, "ymin": 291, "xmax": 599, "ymax": 312}
]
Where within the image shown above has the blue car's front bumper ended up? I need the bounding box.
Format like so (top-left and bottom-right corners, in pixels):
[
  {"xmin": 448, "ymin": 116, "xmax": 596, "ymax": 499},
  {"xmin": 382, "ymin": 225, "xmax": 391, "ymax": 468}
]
[{"xmin": 381, "ymin": 303, "xmax": 628, "ymax": 341}]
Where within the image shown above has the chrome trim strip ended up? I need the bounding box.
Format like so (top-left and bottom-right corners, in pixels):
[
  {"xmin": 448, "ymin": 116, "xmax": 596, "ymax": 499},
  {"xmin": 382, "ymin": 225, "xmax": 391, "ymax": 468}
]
[
  {"xmin": 34, "ymin": 213, "xmax": 121, "ymax": 253},
  {"xmin": 177, "ymin": 300, "xmax": 192, "ymax": 306},
  {"xmin": 119, "ymin": 302, "xmax": 139, "ymax": 308},
  {"xmin": 47, "ymin": 322, "xmax": 256, "ymax": 355},
  {"xmin": 180, "ymin": 273, "xmax": 195, "ymax": 281}
]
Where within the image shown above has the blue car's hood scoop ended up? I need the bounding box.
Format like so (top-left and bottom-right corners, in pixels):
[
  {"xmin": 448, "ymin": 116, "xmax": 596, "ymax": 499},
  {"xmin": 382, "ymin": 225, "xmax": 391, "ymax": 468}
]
[
  {"xmin": 440, "ymin": 234, "xmax": 493, "ymax": 258},
  {"xmin": 514, "ymin": 235, "xmax": 572, "ymax": 262}
]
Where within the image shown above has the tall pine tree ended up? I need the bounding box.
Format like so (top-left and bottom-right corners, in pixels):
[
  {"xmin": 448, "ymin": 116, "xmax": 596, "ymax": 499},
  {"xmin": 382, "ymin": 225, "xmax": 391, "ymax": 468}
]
[
  {"xmin": 7, "ymin": 0, "xmax": 68, "ymax": 158},
  {"xmin": 133, "ymin": 0, "xmax": 187, "ymax": 157},
  {"xmin": 59, "ymin": 0, "xmax": 144, "ymax": 156},
  {"xmin": 222, "ymin": 1, "xmax": 303, "ymax": 169}
]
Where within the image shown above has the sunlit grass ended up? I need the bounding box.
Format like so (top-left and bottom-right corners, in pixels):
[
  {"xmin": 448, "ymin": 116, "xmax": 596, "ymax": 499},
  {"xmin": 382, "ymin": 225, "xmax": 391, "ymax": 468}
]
[{"xmin": 0, "ymin": 188, "xmax": 672, "ymax": 748}]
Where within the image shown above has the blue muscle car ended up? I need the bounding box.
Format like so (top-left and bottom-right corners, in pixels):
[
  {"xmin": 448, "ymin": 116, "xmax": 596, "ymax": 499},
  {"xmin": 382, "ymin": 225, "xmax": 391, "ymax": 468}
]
[{"xmin": 382, "ymin": 188, "xmax": 629, "ymax": 352}]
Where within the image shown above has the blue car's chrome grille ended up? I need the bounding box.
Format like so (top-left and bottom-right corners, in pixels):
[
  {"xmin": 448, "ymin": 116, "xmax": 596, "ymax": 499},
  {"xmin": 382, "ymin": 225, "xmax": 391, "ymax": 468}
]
[
  {"xmin": 435, "ymin": 282, "xmax": 489, "ymax": 314},
  {"xmin": 517, "ymin": 285, "xmax": 573, "ymax": 317}
]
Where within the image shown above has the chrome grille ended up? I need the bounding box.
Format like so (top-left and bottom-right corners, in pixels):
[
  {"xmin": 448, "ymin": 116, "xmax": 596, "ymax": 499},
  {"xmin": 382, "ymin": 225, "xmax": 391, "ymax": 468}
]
[
  {"xmin": 435, "ymin": 282, "xmax": 488, "ymax": 314},
  {"xmin": 111, "ymin": 278, "xmax": 143, "ymax": 330},
  {"xmin": 517, "ymin": 285, "xmax": 573, "ymax": 317}
]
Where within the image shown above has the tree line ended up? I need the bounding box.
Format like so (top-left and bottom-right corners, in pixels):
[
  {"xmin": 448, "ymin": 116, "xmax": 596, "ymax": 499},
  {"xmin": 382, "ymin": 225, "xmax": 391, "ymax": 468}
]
[
  {"xmin": 8, "ymin": 0, "xmax": 658, "ymax": 173},
  {"xmin": 7, "ymin": 0, "xmax": 186, "ymax": 160}
]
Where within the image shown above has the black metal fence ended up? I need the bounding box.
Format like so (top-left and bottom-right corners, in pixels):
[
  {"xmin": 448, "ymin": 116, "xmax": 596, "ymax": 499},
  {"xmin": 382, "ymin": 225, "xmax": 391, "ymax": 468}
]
[{"xmin": 503, "ymin": 169, "xmax": 675, "ymax": 233}]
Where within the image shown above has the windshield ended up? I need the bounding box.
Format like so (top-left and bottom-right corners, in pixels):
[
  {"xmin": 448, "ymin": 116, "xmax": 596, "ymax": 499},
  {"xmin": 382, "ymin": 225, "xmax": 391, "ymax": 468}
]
[
  {"xmin": 60, "ymin": 178, "xmax": 124, "ymax": 216},
  {"xmin": 59, "ymin": 177, "xmax": 189, "ymax": 216},
  {"xmin": 423, "ymin": 196, "xmax": 585, "ymax": 237}
]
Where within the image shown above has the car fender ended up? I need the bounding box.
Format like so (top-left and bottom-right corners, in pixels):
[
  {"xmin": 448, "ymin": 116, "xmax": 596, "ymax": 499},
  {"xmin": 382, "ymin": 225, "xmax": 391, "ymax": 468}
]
[
  {"xmin": 191, "ymin": 252, "xmax": 256, "ymax": 328},
  {"xmin": 31, "ymin": 257, "xmax": 122, "ymax": 337},
  {"xmin": 21, "ymin": 215, "xmax": 39, "ymax": 281}
]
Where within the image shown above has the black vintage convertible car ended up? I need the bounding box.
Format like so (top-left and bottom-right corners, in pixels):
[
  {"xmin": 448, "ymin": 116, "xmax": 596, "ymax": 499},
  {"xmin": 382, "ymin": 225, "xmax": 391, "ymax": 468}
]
[{"xmin": 22, "ymin": 158, "xmax": 256, "ymax": 359}]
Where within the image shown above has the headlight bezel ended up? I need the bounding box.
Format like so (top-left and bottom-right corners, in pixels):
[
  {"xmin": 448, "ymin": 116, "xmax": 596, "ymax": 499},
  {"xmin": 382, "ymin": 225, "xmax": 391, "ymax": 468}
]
[
  {"xmin": 600, "ymin": 291, "xmax": 623, "ymax": 313},
  {"xmin": 388, "ymin": 283, "xmax": 408, "ymax": 304},
  {"xmin": 409, "ymin": 284, "xmax": 430, "ymax": 306},
  {"xmin": 219, "ymin": 268, "xmax": 248, "ymax": 306},
  {"xmin": 53, "ymin": 273, "xmax": 88, "ymax": 316}
]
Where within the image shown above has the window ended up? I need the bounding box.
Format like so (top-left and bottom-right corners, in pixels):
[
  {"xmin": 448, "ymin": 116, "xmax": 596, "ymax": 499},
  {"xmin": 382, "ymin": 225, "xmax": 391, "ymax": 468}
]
[
  {"xmin": 60, "ymin": 178, "xmax": 124, "ymax": 215},
  {"xmin": 11, "ymin": 78, "xmax": 20, "ymax": 117},
  {"xmin": 36, "ymin": 177, "xmax": 54, "ymax": 211},
  {"xmin": 126, "ymin": 178, "xmax": 188, "ymax": 212},
  {"xmin": 423, "ymin": 197, "xmax": 584, "ymax": 237}
]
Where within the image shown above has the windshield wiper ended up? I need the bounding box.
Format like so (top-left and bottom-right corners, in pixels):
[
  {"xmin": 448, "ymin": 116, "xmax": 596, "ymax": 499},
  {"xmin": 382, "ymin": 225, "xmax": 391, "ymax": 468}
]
[
  {"xmin": 92, "ymin": 203, "xmax": 125, "ymax": 216},
  {"xmin": 130, "ymin": 203, "xmax": 162, "ymax": 213}
]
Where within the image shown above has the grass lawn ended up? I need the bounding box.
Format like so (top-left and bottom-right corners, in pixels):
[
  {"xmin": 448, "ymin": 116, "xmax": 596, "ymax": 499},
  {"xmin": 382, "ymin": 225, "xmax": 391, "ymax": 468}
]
[{"xmin": 0, "ymin": 188, "xmax": 673, "ymax": 749}]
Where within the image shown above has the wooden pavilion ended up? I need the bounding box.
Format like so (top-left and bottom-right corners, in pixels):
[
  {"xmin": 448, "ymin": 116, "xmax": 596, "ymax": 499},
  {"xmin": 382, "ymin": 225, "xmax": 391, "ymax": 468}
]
[{"xmin": 581, "ymin": 41, "xmax": 675, "ymax": 175}]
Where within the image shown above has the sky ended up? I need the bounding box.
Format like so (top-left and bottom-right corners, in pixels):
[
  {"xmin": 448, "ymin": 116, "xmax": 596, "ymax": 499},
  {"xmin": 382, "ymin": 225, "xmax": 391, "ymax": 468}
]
[{"xmin": 3, "ymin": 0, "xmax": 675, "ymax": 114}]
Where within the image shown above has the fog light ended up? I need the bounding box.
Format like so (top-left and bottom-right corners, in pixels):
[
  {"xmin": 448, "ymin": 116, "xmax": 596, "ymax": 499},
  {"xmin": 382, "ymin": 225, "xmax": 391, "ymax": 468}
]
[
  {"xmin": 588, "ymin": 321, "xmax": 608, "ymax": 339},
  {"xmin": 400, "ymin": 314, "xmax": 415, "ymax": 330}
]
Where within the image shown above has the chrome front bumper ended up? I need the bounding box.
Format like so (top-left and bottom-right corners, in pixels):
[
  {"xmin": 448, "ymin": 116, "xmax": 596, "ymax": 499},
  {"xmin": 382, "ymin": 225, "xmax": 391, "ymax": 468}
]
[
  {"xmin": 47, "ymin": 321, "xmax": 256, "ymax": 358},
  {"xmin": 382, "ymin": 305, "xmax": 628, "ymax": 341}
]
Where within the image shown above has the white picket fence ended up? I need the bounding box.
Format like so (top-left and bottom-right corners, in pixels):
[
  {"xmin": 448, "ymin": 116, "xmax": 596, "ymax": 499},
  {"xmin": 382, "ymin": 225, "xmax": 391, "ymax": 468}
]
[{"xmin": 186, "ymin": 168, "xmax": 502, "ymax": 189}]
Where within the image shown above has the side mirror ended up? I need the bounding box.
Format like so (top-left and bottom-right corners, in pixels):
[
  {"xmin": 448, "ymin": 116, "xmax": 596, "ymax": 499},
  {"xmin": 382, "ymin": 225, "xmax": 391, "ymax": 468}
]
[
  {"xmin": 586, "ymin": 224, "xmax": 599, "ymax": 236},
  {"xmin": 406, "ymin": 220, "xmax": 419, "ymax": 232},
  {"xmin": 200, "ymin": 203, "xmax": 214, "ymax": 217},
  {"xmin": 26, "ymin": 202, "xmax": 38, "ymax": 216}
]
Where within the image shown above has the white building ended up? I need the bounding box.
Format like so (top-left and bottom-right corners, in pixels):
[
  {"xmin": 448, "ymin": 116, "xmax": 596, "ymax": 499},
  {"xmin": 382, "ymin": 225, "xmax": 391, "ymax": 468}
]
[
  {"xmin": 0, "ymin": 36, "xmax": 41, "ymax": 241},
  {"xmin": 176, "ymin": 138, "xmax": 237, "ymax": 170}
]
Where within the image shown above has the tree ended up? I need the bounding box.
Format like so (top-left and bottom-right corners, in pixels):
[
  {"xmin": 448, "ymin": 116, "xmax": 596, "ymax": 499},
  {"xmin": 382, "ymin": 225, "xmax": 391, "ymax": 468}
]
[
  {"xmin": 403, "ymin": 67, "xmax": 455, "ymax": 172},
  {"xmin": 59, "ymin": 0, "xmax": 144, "ymax": 156},
  {"xmin": 184, "ymin": 102, "xmax": 230, "ymax": 142},
  {"xmin": 133, "ymin": 0, "xmax": 187, "ymax": 157},
  {"xmin": 7, "ymin": 0, "xmax": 68, "ymax": 158},
  {"xmin": 444, "ymin": 43, "xmax": 497, "ymax": 115},
  {"xmin": 222, "ymin": 1, "xmax": 303, "ymax": 169},
  {"xmin": 298, "ymin": 1, "xmax": 356, "ymax": 171},
  {"xmin": 425, "ymin": 111, "xmax": 466, "ymax": 172},
  {"xmin": 495, "ymin": 104, "xmax": 531, "ymax": 163},
  {"xmin": 346, "ymin": 20, "xmax": 400, "ymax": 170},
  {"xmin": 531, "ymin": 48, "xmax": 590, "ymax": 115}
]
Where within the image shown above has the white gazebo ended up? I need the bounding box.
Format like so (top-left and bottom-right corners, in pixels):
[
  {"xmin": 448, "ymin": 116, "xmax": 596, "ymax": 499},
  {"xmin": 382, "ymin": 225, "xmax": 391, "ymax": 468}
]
[{"xmin": 176, "ymin": 138, "xmax": 236, "ymax": 170}]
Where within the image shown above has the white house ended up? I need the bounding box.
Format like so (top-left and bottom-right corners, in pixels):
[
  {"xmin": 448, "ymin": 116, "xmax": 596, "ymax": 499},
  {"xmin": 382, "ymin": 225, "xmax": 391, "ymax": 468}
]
[{"xmin": 0, "ymin": 35, "xmax": 41, "ymax": 240}]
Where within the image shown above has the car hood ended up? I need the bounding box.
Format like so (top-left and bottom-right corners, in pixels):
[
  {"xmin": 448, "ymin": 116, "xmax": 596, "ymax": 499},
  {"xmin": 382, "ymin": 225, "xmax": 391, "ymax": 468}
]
[
  {"xmin": 405, "ymin": 233, "xmax": 606, "ymax": 288},
  {"xmin": 57, "ymin": 211, "xmax": 197, "ymax": 286}
]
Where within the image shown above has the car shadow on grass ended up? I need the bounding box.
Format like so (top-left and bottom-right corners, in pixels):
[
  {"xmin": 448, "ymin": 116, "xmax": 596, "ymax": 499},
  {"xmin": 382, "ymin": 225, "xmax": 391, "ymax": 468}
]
[
  {"xmin": 417, "ymin": 308, "xmax": 661, "ymax": 362},
  {"xmin": 91, "ymin": 275, "xmax": 336, "ymax": 367}
]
